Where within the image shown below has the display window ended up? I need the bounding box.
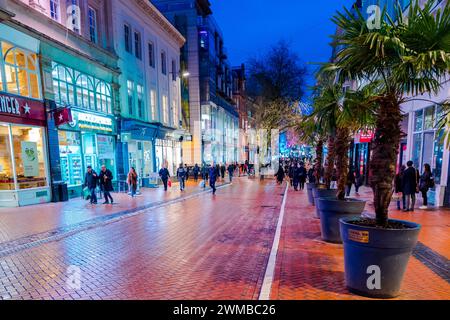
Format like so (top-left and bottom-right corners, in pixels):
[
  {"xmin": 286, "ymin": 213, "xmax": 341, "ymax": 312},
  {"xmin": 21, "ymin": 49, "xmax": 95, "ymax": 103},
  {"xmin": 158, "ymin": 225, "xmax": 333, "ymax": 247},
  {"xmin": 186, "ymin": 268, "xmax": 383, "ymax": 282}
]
[
  {"xmin": 58, "ymin": 131, "xmax": 83, "ymax": 186},
  {"xmin": 0, "ymin": 123, "xmax": 48, "ymax": 190}
]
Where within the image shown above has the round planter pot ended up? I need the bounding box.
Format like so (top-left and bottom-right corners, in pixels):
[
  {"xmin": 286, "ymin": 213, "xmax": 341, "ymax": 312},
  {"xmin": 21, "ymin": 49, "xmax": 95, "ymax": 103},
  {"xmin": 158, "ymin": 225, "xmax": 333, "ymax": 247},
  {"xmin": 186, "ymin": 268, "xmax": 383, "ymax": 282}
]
[
  {"xmin": 310, "ymin": 184, "xmax": 327, "ymax": 207},
  {"xmin": 306, "ymin": 183, "xmax": 316, "ymax": 205},
  {"xmin": 313, "ymin": 189, "xmax": 337, "ymax": 219},
  {"xmin": 339, "ymin": 218, "xmax": 421, "ymax": 298},
  {"xmin": 316, "ymin": 198, "xmax": 366, "ymax": 243}
]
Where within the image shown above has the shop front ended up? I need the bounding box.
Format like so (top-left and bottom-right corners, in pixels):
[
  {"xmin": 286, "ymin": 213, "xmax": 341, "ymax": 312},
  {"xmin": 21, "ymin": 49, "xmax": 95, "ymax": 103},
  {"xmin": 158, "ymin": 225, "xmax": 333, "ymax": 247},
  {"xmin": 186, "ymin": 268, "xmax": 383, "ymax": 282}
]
[
  {"xmin": 155, "ymin": 138, "xmax": 181, "ymax": 177},
  {"xmin": 352, "ymin": 129, "xmax": 374, "ymax": 186},
  {"xmin": 56, "ymin": 109, "xmax": 117, "ymax": 198}
]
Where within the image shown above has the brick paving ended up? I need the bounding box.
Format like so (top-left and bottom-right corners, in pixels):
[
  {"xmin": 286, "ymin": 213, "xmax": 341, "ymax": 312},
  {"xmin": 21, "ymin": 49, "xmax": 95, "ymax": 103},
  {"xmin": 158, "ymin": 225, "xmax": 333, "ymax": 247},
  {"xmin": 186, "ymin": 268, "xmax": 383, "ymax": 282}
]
[{"xmin": 270, "ymin": 186, "xmax": 450, "ymax": 300}]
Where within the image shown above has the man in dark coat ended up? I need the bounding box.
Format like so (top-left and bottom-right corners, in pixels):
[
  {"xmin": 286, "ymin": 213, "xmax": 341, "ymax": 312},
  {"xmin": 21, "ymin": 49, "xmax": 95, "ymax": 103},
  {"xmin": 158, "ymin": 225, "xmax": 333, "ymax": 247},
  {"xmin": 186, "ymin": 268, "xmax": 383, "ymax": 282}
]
[
  {"xmin": 193, "ymin": 164, "xmax": 200, "ymax": 182},
  {"xmin": 402, "ymin": 161, "xmax": 417, "ymax": 212},
  {"xmin": 209, "ymin": 163, "xmax": 218, "ymax": 195},
  {"xmin": 159, "ymin": 165, "xmax": 170, "ymax": 191},
  {"xmin": 99, "ymin": 165, "xmax": 114, "ymax": 204},
  {"xmin": 84, "ymin": 166, "xmax": 98, "ymax": 204},
  {"xmin": 298, "ymin": 162, "xmax": 307, "ymax": 190},
  {"xmin": 177, "ymin": 164, "xmax": 187, "ymax": 191},
  {"xmin": 227, "ymin": 163, "xmax": 234, "ymax": 183},
  {"xmin": 220, "ymin": 164, "xmax": 226, "ymax": 180}
]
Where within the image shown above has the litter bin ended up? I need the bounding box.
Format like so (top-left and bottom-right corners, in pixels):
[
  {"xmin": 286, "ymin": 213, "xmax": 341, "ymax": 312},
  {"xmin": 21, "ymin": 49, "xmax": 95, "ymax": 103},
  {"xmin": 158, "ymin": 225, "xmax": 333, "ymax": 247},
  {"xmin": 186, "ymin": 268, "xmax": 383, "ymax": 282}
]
[
  {"xmin": 51, "ymin": 182, "xmax": 61, "ymax": 203},
  {"xmin": 59, "ymin": 183, "xmax": 69, "ymax": 202}
]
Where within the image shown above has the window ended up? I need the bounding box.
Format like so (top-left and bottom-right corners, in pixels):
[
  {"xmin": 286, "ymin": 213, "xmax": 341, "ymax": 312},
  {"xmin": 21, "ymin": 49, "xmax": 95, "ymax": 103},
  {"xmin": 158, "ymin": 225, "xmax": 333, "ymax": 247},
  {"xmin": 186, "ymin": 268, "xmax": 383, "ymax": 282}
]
[
  {"xmin": 127, "ymin": 80, "xmax": 134, "ymax": 116},
  {"xmin": 1, "ymin": 41, "xmax": 41, "ymax": 99},
  {"xmin": 148, "ymin": 42, "xmax": 155, "ymax": 68},
  {"xmin": 150, "ymin": 89, "xmax": 157, "ymax": 121},
  {"xmin": 161, "ymin": 51, "xmax": 167, "ymax": 75},
  {"xmin": 172, "ymin": 99, "xmax": 178, "ymax": 127},
  {"xmin": 124, "ymin": 24, "xmax": 132, "ymax": 53},
  {"xmin": 134, "ymin": 31, "xmax": 142, "ymax": 60},
  {"xmin": 162, "ymin": 95, "xmax": 169, "ymax": 124},
  {"xmin": 50, "ymin": 0, "xmax": 60, "ymax": 21},
  {"xmin": 0, "ymin": 124, "xmax": 13, "ymax": 190},
  {"xmin": 52, "ymin": 62, "xmax": 112, "ymax": 114},
  {"xmin": 137, "ymin": 84, "xmax": 144, "ymax": 118},
  {"xmin": 88, "ymin": 7, "xmax": 98, "ymax": 44},
  {"xmin": 171, "ymin": 59, "xmax": 177, "ymax": 81}
]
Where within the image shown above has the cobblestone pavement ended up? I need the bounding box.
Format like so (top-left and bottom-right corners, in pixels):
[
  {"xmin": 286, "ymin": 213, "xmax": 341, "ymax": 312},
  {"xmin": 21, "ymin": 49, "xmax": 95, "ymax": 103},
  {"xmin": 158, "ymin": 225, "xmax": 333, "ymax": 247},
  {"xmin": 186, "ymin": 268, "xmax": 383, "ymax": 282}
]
[
  {"xmin": 270, "ymin": 186, "xmax": 450, "ymax": 300},
  {"xmin": 0, "ymin": 178, "xmax": 448, "ymax": 300}
]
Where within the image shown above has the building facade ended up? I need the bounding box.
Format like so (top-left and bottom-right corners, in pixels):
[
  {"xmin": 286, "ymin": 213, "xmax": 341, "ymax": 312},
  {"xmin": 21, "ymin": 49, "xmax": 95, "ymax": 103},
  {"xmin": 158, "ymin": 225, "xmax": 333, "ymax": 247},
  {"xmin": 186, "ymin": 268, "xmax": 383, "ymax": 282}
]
[
  {"xmin": 110, "ymin": 0, "xmax": 185, "ymax": 181},
  {"xmin": 152, "ymin": 0, "xmax": 239, "ymax": 166}
]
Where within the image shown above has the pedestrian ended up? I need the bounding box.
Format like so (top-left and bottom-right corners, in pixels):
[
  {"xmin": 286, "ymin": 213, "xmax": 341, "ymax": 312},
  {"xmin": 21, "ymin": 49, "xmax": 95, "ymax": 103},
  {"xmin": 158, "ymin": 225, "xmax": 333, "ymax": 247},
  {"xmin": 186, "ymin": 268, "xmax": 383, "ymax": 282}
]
[
  {"xmin": 193, "ymin": 164, "xmax": 200, "ymax": 182},
  {"xmin": 394, "ymin": 165, "xmax": 406, "ymax": 210},
  {"xmin": 275, "ymin": 165, "xmax": 285, "ymax": 185},
  {"xmin": 298, "ymin": 162, "xmax": 307, "ymax": 190},
  {"xmin": 354, "ymin": 170, "xmax": 362, "ymax": 195},
  {"xmin": 307, "ymin": 166, "xmax": 316, "ymax": 184},
  {"xmin": 419, "ymin": 163, "xmax": 433, "ymax": 210},
  {"xmin": 227, "ymin": 163, "xmax": 234, "ymax": 183},
  {"xmin": 177, "ymin": 163, "xmax": 186, "ymax": 191},
  {"xmin": 159, "ymin": 164, "xmax": 170, "ymax": 191},
  {"xmin": 84, "ymin": 165, "xmax": 98, "ymax": 204},
  {"xmin": 185, "ymin": 164, "xmax": 190, "ymax": 181},
  {"xmin": 346, "ymin": 167, "xmax": 356, "ymax": 197},
  {"xmin": 209, "ymin": 163, "xmax": 217, "ymax": 195},
  {"xmin": 331, "ymin": 168, "xmax": 337, "ymax": 189},
  {"xmin": 288, "ymin": 163, "xmax": 295, "ymax": 187},
  {"xmin": 402, "ymin": 161, "xmax": 417, "ymax": 212},
  {"xmin": 127, "ymin": 167, "xmax": 138, "ymax": 198},
  {"xmin": 220, "ymin": 163, "xmax": 226, "ymax": 180},
  {"xmin": 99, "ymin": 165, "xmax": 114, "ymax": 205},
  {"xmin": 292, "ymin": 163, "xmax": 301, "ymax": 191}
]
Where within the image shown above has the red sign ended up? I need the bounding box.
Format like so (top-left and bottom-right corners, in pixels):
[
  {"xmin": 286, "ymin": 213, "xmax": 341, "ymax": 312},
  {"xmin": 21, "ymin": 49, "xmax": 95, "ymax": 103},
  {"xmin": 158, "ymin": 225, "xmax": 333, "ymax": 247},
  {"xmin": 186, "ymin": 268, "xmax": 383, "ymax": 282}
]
[
  {"xmin": 355, "ymin": 130, "xmax": 374, "ymax": 143},
  {"xmin": 54, "ymin": 107, "xmax": 73, "ymax": 126},
  {"xmin": 0, "ymin": 92, "xmax": 46, "ymax": 126}
]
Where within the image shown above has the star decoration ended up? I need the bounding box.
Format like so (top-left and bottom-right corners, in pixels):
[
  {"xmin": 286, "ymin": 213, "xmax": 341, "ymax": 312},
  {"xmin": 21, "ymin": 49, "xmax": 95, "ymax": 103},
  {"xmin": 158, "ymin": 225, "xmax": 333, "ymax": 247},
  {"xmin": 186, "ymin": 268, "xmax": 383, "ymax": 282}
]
[
  {"xmin": 59, "ymin": 114, "xmax": 64, "ymax": 122},
  {"xmin": 23, "ymin": 103, "xmax": 31, "ymax": 114}
]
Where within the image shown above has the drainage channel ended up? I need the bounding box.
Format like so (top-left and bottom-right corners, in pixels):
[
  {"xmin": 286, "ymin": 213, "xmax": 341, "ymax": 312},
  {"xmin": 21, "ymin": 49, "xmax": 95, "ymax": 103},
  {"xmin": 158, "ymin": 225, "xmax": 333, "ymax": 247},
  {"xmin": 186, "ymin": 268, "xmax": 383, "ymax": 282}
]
[{"xmin": 0, "ymin": 184, "xmax": 230, "ymax": 258}]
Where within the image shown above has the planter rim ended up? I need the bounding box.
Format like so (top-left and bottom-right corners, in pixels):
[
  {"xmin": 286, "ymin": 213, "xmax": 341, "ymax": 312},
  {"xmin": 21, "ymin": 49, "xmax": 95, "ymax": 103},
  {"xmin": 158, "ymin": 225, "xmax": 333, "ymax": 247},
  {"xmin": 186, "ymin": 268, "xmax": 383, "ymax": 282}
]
[
  {"xmin": 317, "ymin": 197, "xmax": 366, "ymax": 203},
  {"xmin": 339, "ymin": 217, "xmax": 421, "ymax": 231}
]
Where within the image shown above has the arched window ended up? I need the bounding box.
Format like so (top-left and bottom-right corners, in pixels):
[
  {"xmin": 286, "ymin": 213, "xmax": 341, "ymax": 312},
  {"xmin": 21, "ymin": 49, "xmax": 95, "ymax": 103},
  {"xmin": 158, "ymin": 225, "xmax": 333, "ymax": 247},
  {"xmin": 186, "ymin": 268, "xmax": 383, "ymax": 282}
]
[
  {"xmin": 52, "ymin": 63, "xmax": 75, "ymax": 105},
  {"xmin": 95, "ymin": 81, "xmax": 112, "ymax": 114},
  {"xmin": 75, "ymin": 72, "xmax": 95, "ymax": 110},
  {"xmin": 1, "ymin": 41, "xmax": 41, "ymax": 99}
]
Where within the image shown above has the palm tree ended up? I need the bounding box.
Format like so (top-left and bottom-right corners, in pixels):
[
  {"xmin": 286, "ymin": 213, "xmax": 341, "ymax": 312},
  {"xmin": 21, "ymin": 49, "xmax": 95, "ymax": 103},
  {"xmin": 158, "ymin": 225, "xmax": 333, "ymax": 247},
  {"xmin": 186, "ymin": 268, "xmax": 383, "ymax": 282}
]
[{"xmin": 327, "ymin": 0, "xmax": 450, "ymax": 226}]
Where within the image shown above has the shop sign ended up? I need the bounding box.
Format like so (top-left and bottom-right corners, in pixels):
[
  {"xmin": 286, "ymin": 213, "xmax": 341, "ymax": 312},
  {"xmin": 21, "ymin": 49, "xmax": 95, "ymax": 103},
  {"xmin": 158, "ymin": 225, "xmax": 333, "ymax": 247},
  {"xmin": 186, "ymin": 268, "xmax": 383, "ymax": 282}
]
[
  {"xmin": 21, "ymin": 141, "xmax": 39, "ymax": 177},
  {"xmin": 54, "ymin": 107, "xmax": 73, "ymax": 126},
  {"xmin": 65, "ymin": 110, "xmax": 115, "ymax": 133},
  {"xmin": 355, "ymin": 130, "xmax": 374, "ymax": 144},
  {"xmin": 97, "ymin": 135, "xmax": 115, "ymax": 160},
  {"xmin": 0, "ymin": 92, "xmax": 45, "ymax": 124}
]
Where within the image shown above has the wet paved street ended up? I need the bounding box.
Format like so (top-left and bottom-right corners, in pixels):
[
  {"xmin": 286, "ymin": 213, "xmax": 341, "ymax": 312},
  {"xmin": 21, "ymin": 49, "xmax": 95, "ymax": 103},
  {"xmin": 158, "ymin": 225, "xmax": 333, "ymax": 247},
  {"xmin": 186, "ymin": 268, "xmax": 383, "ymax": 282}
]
[{"xmin": 0, "ymin": 178, "xmax": 448, "ymax": 300}]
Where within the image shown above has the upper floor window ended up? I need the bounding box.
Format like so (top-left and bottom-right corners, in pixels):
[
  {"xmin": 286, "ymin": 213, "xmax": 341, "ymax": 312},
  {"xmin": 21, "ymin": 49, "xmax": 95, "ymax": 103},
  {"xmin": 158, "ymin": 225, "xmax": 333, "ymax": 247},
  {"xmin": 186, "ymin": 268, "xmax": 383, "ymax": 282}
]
[
  {"xmin": 148, "ymin": 42, "xmax": 155, "ymax": 68},
  {"xmin": 88, "ymin": 7, "xmax": 98, "ymax": 44},
  {"xmin": 161, "ymin": 51, "xmax": 167, "ymax": 75},
  {"xmin": 52, "ymin": 62, "xmax": 112, "ymax": 114},
  {"xmin": 134, "ymin": 31, "xmax": 142, "ymax": 60},
  {"xmin": 124, "ymin": 24, "xmax": 132, "ymax": 53},
  {"xmin": 137, "ymin": 84, "xmax": 144, "ymax": 118},
  {"xmin": 50, "ymin": 0, "xmax": 60, "ymax": 21},
  {"xmin": 162, "ymin": 95, "xmax": 169, "ymax": 124},
  {"xmin": 127, "ymin": 80, "xmax": 134, "ymax": 116},
  {"xmin": 0, "ymin": 41, "xmax": 41, "ymax": 99},
  {"xmin": 171, "ymin": 59, "xmax": 177, "ymax": 81},
  {"xmin": 150, "ymin": 89, "xmax": 157, "ymax": 121}
]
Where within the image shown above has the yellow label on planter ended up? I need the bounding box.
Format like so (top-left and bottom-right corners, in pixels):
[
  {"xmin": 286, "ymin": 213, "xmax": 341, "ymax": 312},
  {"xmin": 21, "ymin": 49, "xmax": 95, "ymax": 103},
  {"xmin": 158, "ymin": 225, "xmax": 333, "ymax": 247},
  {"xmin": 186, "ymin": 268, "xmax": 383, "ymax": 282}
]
[{"xmin": 348, "ymin": 229, "xmax": 369, "ymax": 243}]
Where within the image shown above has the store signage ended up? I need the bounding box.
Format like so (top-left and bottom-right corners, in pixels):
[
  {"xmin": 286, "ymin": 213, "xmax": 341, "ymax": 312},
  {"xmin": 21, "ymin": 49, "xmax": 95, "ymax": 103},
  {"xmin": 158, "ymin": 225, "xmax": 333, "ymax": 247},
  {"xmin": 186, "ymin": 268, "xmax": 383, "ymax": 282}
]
[
  {"xmin": 21, "ymin": 141, "xmax": 39, "ymax": 177},
  {"xmin": 0, "ymin": 92, "xmax": 45, "ymax": 124},
  {"xmin": 54, "ymin": 107, "xmax": 73, "ymax": 126},
  {"xmin": 355, "ymin": 130, "xmax": 374, "ymax": 144},
  {"xmin": 65, "ymin": 110, "xmax": 115, "ymax": 133}
]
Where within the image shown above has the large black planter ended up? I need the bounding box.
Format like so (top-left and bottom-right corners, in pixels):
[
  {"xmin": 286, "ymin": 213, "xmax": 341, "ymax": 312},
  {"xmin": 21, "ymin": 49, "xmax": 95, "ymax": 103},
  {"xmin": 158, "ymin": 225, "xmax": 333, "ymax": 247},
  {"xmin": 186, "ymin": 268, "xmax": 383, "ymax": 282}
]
[
  {"xmin": 316, "ymin": 198, "xmax": 366, "ymax": 243},
  {"xmin": 306, "ymin": 183, "xmax": 316, "ymax": 205},
  {"xmin": 339, "ymin": 218, "xmax": 421, "ymax": 298},
  {"xmin": 313, "ymin": 189, "xmax": 337, "ymax": 219},
  {"xmin": 310, "ymin": 184, "xmax": 327, "ymax": 206}
]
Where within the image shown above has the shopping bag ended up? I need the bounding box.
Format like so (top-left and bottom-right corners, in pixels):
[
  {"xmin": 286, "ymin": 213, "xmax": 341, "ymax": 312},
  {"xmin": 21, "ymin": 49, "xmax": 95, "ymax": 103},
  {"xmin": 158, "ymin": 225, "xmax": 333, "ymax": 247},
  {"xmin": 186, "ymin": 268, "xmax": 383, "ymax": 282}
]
[
  {"xmin": 82, "ymin": 187, "xmax": 90, "ymax": 200},
  {"xmin": 199, "ymin": 180, "xmax": 205, "ymax": 188},
  {"xmin": 168, "ymin": 180, "xmax": 172, "ymax": 188}
]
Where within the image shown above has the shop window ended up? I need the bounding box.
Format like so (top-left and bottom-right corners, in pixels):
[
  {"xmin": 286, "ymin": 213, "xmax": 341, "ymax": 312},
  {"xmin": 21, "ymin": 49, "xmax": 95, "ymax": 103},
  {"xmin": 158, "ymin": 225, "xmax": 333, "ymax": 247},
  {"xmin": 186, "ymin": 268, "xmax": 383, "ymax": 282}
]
[
  {"xmin": 0, "ymin": 125, "xmax": 13, "ymax": 190},
  {"xmin": 424, "ymin": 106, "xmax": 435, "ymax": 130},
  {"xmin": 58, "ymin": 131, "xmax": 83, "ymax": 186},
  {"xmin": 11, "ymin": 126, "xmax": 47, "ymax": 189},
  {"xmin": 1, "ymin": 41, "xmax": 41, "ymax": 99},
  {"xmin": 414, "ymin": 110, "xmax": 423, "ymax": 132}
]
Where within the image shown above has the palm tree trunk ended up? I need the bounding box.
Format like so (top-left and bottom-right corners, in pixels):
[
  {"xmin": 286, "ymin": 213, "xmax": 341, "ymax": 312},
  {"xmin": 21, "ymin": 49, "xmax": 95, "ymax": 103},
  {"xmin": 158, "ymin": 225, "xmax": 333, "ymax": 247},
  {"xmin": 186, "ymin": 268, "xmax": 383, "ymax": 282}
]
[
  {"xmin": 335, "ymin": 127, "xmax": 350, "ymax": 200},
  {"xmin": 314, "ymin": 140, "xmax": 324, "ymax": 182},
  {"xmin": 370, "ymin": 96, "xmax": 403, "ymax": 226},
  {"xmin": 324, "ymin": 134, "xmax": 336, "ymax": 189}
]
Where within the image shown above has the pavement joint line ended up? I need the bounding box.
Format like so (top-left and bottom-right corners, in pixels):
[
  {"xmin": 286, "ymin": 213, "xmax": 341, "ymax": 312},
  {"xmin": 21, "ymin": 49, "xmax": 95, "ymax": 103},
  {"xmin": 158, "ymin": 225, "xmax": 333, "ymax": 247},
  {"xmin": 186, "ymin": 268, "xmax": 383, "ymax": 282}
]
[
  {"xmin": 0, "ymin": 183, "xmax": 231, "ymax": 259},
  {"xmin": 258, "ymin": 182, "xmax": 289, "ymax": 300}
]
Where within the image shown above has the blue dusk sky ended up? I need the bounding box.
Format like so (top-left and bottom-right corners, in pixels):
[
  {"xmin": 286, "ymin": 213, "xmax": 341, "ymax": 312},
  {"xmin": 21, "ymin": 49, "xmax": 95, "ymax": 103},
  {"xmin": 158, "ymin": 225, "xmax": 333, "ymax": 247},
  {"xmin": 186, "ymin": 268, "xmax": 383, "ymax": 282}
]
[{"xmin": 210, "ymin": 0, "xmax": 356, "ymax": 101}]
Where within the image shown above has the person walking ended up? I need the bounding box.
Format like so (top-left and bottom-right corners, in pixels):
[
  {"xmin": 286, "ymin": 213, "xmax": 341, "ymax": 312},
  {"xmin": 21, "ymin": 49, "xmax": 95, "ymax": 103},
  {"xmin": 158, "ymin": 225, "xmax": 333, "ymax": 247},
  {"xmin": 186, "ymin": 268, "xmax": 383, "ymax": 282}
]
[
  {"xmin": 209, "ymin": 163, "xmax": 218, "ymax": 195},
  {"xmin": 84, "ymin": 166, "xmax": 98, "ymax": 204},
  {"xmin": 99, "ymin": 165, "xmax": 114, "ymax": 205},
  {"xmin": 288, "ymin": 163, "xmax": 295, "ymax": 187},
  {"xmin": 402, "ymin": 161, "xmax": 417, "ymax": 212},
  {"xmin": 159, "ymin": 165, "xmax": 170, "ymax": 191},
  {"xmin": 298, "ymin": 162, "xmax": 307, "ymax": 190},
  {"xmin": 346, "ymin": 167, "xmax": 356, "ymax": 197},
  {"xmin": 227, "ymin": 163, "xmax": 234, "ymax": 183},
  {"xmin": 185, "ymin": 164, "xmax": 190, "ymax": 181},
  {"xmin": 127, "ymin": 167, "xmax": 138, "ymax": 198},
  {"xmin": 193, "ymin": 164, "xmax": 200, "ymax": 182},
  {"xmin": 177, "ymin": 164, "xmax": 187, "ymax": 191},
  {"xmin": 275, "ymin": 165, "xmax": 285, "ymax": 185},
  {"xmin": 292, "ymin": 163, "xmax": 301, "ymax": 191},
  {"xmin": 220, "ymin": 163, "xmax": 226, "ymax": 180},
  {"xmin": 354, "ymin": 170, "xmax": 362, "ymax": 195},
  {"xmin": 395, "ymin": 165, "xmax": 406, "ymax": 210},
  {"xmin": 419, "ymin": 163, "xmax": 433, "ymax": 210},
  {"xmin": 307, "ymin": 166, "xmax": 316, "ymax": 184}
]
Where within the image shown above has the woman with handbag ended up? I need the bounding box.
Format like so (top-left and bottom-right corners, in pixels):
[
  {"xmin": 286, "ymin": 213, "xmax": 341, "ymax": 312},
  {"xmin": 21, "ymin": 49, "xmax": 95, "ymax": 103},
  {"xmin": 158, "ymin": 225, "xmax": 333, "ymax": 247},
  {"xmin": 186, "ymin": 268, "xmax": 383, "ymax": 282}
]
[
  {"xmin": 419, "ymin": 163, "xmax": 433, "ymax": 209},
  {"xmin": 127, "ymin": 167, "xmax": 138, "ymax": 198}
]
